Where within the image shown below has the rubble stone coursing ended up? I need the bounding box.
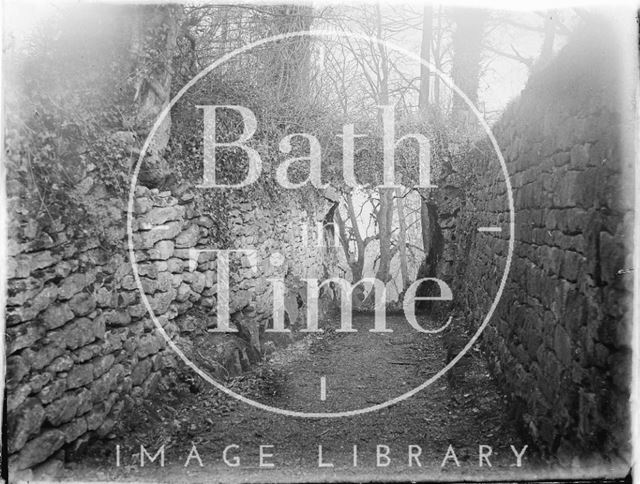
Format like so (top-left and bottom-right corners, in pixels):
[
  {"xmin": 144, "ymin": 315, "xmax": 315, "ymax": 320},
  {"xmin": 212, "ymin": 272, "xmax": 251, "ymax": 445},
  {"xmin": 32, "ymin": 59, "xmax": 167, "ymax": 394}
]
[
  {"xmin": 6, "ymin": 184, "xmax": 337, "ymax": 471},
  {"xmin": 437, "ymin": 27, "xmax": 633, "ymax": 458}
]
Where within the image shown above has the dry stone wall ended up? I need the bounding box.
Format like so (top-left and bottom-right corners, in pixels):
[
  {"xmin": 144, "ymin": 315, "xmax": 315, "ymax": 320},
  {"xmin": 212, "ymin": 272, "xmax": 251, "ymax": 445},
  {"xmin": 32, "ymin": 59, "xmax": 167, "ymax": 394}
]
[
  {"xmin": 6, "ymin": 183, "xmax": 337, "ymax": 471},
  {"xmin": 437, "ymin": 25, "xmax": 633, "ymax": 458}
]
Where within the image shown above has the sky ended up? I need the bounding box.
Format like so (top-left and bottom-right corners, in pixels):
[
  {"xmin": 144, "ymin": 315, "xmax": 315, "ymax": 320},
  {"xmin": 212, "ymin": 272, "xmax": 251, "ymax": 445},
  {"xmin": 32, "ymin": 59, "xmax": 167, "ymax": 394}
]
[{"xmin": 3, "ymin": 1, "xmax": 633, "ymax": 119}]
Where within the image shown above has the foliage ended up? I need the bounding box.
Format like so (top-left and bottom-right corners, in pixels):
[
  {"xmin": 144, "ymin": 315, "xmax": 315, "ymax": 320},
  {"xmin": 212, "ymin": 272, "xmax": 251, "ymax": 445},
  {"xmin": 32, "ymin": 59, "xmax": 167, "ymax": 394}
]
[
  {"xmin": 4, "ymin": 5, "xmax": 140, "ymax": 246},
  {"xmin": 166, "ymin": 68, "xmax": 332, "ymax": 222},
  {"xmin": 4, "ymin": 92, "xmax": 135, "ymax": 247}
]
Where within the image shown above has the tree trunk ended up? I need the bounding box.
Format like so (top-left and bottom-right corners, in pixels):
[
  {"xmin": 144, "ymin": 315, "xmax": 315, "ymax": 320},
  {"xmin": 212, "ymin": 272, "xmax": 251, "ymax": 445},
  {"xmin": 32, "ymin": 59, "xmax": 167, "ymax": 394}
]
[
  {"xmin": 267, "ymin": 5, "xmax": 314, "ymax": 105},
  {"xmin": 418, "ymin": 5, "xmax": 433, "ymax": 117},
  {"xmin": 131, "ymin": 5, "xmax": 182, "ymax": 153},
  {"xmin": 450, "ymin": 7, "xmax": 486, "ymax": 122},
  {"xmin": 433, "ymin": 7, "xmax": 443, "ymax": 109},
  {"xmin": 537, "ymin": 10, "xmax": 556, "ymax": 67},
  {"xmin": 420, "ymin": 196, "xmax": 431, "ymax": 258},
  {"xmin": 418, "ymin": 6, "xmax": 434, "ymax": 259},
  {"xmin": 375, "ymin": 188, "xmax": 394, "ymax": 284},
  {"xmin": 416, "ymin": 200, "xmax": 443, "ymax": 312},
  {"xmin": 373, "ymin": 3, "xmax": 393, "ymax": 286},
  {"xmin": 334, "ymin": 192, "xmax": 368, "ymax": 306},
  {"xmin": 396, "ymin": 189, "xmax": 410, "ymax": 291}
]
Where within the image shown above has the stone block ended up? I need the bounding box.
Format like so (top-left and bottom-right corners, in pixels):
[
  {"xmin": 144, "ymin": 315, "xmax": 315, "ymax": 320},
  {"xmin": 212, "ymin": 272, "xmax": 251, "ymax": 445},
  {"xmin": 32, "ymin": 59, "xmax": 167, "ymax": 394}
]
[
  {"xmin": 32, "ymin": 457, "xmax": 64, "ymax": 481},
  {"xmin": 73, "ymin": 343, "xmax": 102, "ymax": 363},
  {"xmin": 22, "ymin": 345, "xmax": 64, "ymax": 375},
  {"xmin": 120, "ymin": 275, "xmax": 137, "ymax": 290},
  {"xmin": 17, "ymin": 285, "xmax": 59, "ymax": 322},
  {"xmin": 85, "ymin": 404, "xmax": 107, "ymax": 431},
  {"xmin": 562, "ymin": 290, "xmax": 586, "ymax": 336},
  {"xmin": 69, "ymin": 293, "xmax": 96, "ymax": 317},
  {"xmin": 42, "ymin": 304, "xmax": 75, "ymax": 329},
  {"xmin": 176, "ymin": 282, "xmax": 191, "ymax": 302},
  {"xmin": 8, "ymin": 383, "xmax": 32, "ymax": 413},
  {"xmin": 196, "ymin": 215, "xmax": 214, "ymax": 228},
  {"xmin": 6, "ymin": 355, "xmax": 29, "ymax": 388},
  {"xmin": 92, "ymin": 354, "xmax": 115, "ymax": 379},
  {"xmin": 90, "ymin": 365, "xmax": 123, "ymax": 403},
  {"xmin": 552, "ymin": 170, "xmax": 580, "ymax": 208},
  {"xmin": 10, "ymin": 251, "xmax": 59, "ymax": 279},
  {"xmin": 8, "ymin": 398, "xmax": 46, "ymax": 453},
  {"xmin": 167, "ymin": 258, "xmax": 184, "ymax": 273},
  {"xmin": 134, "ymin": 221, "xmax": 181, "ymax": 249},
  {"xmin": 610, "ymin": 351, "xmax": 631, "ymax": 391},
  {"xmin": 578, "ymin": 390, "xmax": 597, "ymax": 439},
  {"xmin": 141, "ymin": 205, "xmax": 184, "ymax": 226},
  {"xmin": 174, "ymin": 301, "xmax": 193, "ymax": 314},
  {"xmin": 135, "ymin": 197, "xmax": 153, "ymax": 214},
  {"xmin": 171, "ymin": 273, "xmax": 183, "ymax": 288},
  {"xmin": 151, "ymin": 353, "xmax": 164, "ymax": 372},
  {"xmin": 175, "ymin": 224, "xmax": 201, "ymax": 248},
  {"xmin": 148, "ymin": 240, "xmax": 174, "ymax": 260},
  {"xmin": 201, "ymin": 297, "xmax": 216, "ymax": 309},
  {"xmin": 102, "ymin": 310, "xmax": 132, "ymax": 327},
  {"xmin": 204, "ymin": 270, "xmax": 216, "ymax": 288},
  {"xmin": 6, "ymin": 278, "xmax": 44, "ymax": 309},
  {"xmin": 553, "ymin": 325, "xmax": 572, "ymax": 367},
  {"xmin": 141, "ymin": 372, "xmax": 161, "ymax": 395},
  {"xmin": 47, "ymin": 317, "xmax": 104, "ymax": 351},
  {"xmin": 67, "ymin": 363, "xmax": 95, "ymax": 389},
  {"xmin": 230, "ymin": 290, "xmax": 251, "ymax": 313},
  {"xmin": 599, "ymin": 231, "xmax": 624, "ymax": 285},
  {"xmin": 560, "ymin": 251, "xmax": 583, "ymax": 282},
  {"xmin": 28, "ymin": 372, "xmax": 52, "ymax": 393},
  {"xmin": 38, "ymin": 379, "xmax": 68, "ymax": 405},
  {"xmin": 96, "ymin": 418, "xmax": 117, "ymax": 438},
  {"xmin": 104, "ymin": 330, "xmax": 125, "ymax": 353},
  {"xmin": 45, "ymin": 391, "xmax": 80, "ymax": 426},
  {"xmin": 190, "ymin": 271, "xmax": 206, "ymax": 294},
  {"xmin": 149, "ymin": 288, "xmax": 176, "ymax": 314},
  {"xmin": 77, "ymin": 388, "xmax": 94, "ymax": 417},
  {"xmin": 574, "ymin": 168, "xmax": 601, "ymax": 207},
  {"xmin": 117, "ymin": 290, "xmax": 138, "ymax": 307},
  {"xmin": 89, "ymin": 372, "xmax": 112, "ymax": 403},
  {"xmin": 569, "ymin": 143, "xmax": 589, "ymax": 168},
  {"xmin": 60, "ymin": 417, "xmax": 87, "ymax": 443},
  {"xmin": 131, "ymin": 358, "xmax": 153, "ymax": 386},
  {"xmin": 156, "ymin": 271, "xmax": 173, "ymax": 292},
  {"xmin": 137, "ymin": 333, "xmax": 164, "ymax": 359},
  {"xmin": 59, "ymin": 274, "xmax": 90, "ymax": 300},
  {"xmin": 11, "ymin": 430, "xmax": 65, "ymax": 471}
]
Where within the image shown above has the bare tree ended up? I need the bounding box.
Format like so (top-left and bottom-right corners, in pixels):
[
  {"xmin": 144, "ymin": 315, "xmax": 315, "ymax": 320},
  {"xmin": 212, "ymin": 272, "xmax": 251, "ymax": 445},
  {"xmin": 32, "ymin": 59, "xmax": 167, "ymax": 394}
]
[{"xmin": 481, "ymin": 10, "xmax": 574, "ymax": 73}]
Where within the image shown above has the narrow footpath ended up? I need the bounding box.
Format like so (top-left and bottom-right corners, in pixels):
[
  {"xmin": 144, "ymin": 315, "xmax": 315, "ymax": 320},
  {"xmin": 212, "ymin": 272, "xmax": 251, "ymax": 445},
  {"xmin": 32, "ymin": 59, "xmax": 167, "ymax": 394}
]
[{"xmin": 61, "ymin": 313, "xmax": 532, "ymax": 483}]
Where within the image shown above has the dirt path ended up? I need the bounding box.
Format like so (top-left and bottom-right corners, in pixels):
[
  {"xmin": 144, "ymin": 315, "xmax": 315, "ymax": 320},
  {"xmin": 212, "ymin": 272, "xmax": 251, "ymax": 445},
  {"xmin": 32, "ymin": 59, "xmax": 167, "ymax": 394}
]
[{"xmin": 60, "ymin": 313, "xmax": 532, "ymax": 483}]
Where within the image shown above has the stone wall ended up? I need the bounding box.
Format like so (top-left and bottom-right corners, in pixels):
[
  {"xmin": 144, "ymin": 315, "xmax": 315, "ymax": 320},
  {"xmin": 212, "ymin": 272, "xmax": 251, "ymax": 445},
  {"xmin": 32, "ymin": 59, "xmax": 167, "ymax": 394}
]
[
  {"xmin": 6, "ymin": 183, "xmax": 337, "ymax": 471},
  {"xmin": 436, "ymin": 23, "xmax": 633, "ymax": 458}
]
